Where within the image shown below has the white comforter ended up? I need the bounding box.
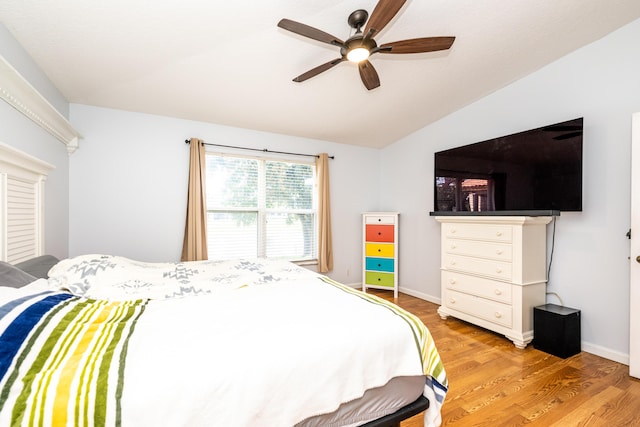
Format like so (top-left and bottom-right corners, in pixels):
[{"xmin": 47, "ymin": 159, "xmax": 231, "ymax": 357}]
[
  {"xmin": 123, "ymin": 280, "xmax": 428, "ymax": 425},
  {"xmin": 48, "ymin": 255, "xmax": 319, "ymax": 300},
  {"xmin": 1, "ymin": 256, "xmax": 448, "ymax": 427}
]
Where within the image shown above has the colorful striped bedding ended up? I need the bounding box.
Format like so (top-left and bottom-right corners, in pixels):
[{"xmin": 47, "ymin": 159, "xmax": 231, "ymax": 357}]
[
  {"xmin": 0, "ymin": 287, "xmax": 146, "ymax": 426},
  {"xmin": 1, "ymin": 259, "xmax": 448, "ymax": 426}
]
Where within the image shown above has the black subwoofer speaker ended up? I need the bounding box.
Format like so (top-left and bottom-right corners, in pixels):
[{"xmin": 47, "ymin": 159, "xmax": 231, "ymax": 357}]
[{"xmin": 533, "ymin": 304, "xmax": 581, "ymax": 358}]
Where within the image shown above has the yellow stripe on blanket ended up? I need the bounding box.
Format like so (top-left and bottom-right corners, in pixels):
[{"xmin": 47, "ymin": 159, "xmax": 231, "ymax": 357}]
[{"xmin": 3, "ymin": 295, "xmax": 147, "ymax": 427}]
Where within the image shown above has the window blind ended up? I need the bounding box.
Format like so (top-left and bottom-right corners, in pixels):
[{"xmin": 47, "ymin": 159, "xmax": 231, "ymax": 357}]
[{"xmin": 205, "ymin": 153, "xmax": 316, "ymax": 261}]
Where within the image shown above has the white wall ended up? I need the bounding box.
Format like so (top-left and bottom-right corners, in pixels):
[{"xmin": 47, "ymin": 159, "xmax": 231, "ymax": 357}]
[
  {"xmin": 6, "ymin": 13, "xmax": 640, "ymax": 363},
  {"xmin": 68, "ymin": 105, "xmax": 381, "ymax": 285},
  {"xmin": 0, "ymin": 24, "xmax": 70, "ymax": 259},
  {"xmin": 381, "ymin": 17, "xmax": 640, "ymax": 363}
]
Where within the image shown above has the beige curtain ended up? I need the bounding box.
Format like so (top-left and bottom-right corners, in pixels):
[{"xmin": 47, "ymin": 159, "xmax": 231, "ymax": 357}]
[
  {"xmin": 181, "ymin": 138, "xmax": 208, "ymax": 261},
  {"xmin": 316, "ymin": 153, "xmax": 333, "ymax": 273}
]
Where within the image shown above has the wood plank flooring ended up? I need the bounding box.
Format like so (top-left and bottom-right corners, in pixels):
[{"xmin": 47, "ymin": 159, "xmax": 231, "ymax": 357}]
[{"xmin": 367, "ymin": 290, "xmax": 640, "ymax": 426}]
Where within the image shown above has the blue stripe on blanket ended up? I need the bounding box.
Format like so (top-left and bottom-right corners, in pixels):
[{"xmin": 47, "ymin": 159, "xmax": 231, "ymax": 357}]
[
  {"xmin": 425, "ymin": 376, "xmax": 447, "ymax": 404},
  {"xmin": 0, "ymin": 293, "xmax": 74, "ymax": 381},
  {"xmin": 0, "ymin": 291, "xmax": 53, "ymax": 321}
]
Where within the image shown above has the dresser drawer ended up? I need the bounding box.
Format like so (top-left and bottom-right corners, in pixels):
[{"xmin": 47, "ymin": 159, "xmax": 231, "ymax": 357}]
[
  {"xmin": 365, "ymin": 224, "xmax": 395, "ymax": 243},
  {"xmin": 365, "ymin": 215, "xmax": 396, "ymax": 225},
  {"xmin": 365, "ymin": 271, "xmax": 395, "ymax": 288},
  {"xmin": 441, "ymin": 271, "xmax": 512, "ymax": 304},
  {"xmin": 443, "ymin": 223, "xmax": 512, "ymax": 243},
  {"xmin": 365, "ymin": 243, "xmax": 395, "ymax": 258},
  {"xmin": 443, "ymin": 254, "xmax": 512, "ymax": 281},
  {"xmin": 365, "ymin": 257, "xmax": 395, "ymax": 272},
  {"xmin": 443, "ymin": 289, "xmax": 513, "ymax": 328},
  {"xmin": 444, "ymin": 238, "xmax": 512, "ymax": 262}
]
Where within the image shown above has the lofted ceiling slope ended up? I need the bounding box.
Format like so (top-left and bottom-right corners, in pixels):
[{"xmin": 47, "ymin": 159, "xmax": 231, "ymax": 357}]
[{"xmin": 1, "ymin": 0, "xmax": 640, "ymax": 148}]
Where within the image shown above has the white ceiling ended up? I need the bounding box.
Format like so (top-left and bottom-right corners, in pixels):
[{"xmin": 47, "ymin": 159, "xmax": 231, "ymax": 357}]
[{"xmin": 1, "ymin": 0, "xmax": 640, "ymax": 148}]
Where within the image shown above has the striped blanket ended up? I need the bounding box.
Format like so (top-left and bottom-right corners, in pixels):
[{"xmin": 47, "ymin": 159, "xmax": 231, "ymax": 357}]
[
  {"xmin": 1, "ymin": 263, "xmax": 448, "ymax": 427},
  {"xmin": 0, "ymin": 285, "xmax": 146, "ymax": 426}
]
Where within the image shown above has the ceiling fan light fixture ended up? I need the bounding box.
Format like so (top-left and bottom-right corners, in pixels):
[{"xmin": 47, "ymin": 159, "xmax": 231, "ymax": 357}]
[
  {"xmin": 347, "ymin": 47, "xmax": 370, "ymax": 63},
  {"xmin": 278, "ymin": 1, "xmax": 456, "ymax": 89}
]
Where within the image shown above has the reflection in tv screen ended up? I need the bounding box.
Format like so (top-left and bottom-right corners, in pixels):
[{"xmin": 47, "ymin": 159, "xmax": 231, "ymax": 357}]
[{"xmin": 434, "ymin": 117, "xmax": 583, "ymax": 213}]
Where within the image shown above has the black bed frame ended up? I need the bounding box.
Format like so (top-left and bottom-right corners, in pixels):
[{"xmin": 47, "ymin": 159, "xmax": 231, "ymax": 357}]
[{"xmin": 361, "ymin": 395, "xmax": 429, "ymax": 427}]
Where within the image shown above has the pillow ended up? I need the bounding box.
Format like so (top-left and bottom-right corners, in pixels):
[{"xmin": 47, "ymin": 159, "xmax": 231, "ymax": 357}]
[
  {"xmin": 0, "ymin": 261, "xmax": 37, "ymax": 288},
  {"xmin": 13, "ymin": 255, "xmax": 60, "ymax": 279}
]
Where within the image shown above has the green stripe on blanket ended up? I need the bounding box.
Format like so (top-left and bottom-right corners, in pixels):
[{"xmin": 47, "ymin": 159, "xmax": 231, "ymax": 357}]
[{"xmin": 1, "ymin": 295, "xmax": 147, "ymax": 427}]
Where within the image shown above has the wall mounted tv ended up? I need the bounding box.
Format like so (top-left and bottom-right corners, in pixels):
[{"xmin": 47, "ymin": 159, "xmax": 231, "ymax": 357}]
[{"xmin": 433, "ymin": 117, "xmax": 583, "ymax": 214}]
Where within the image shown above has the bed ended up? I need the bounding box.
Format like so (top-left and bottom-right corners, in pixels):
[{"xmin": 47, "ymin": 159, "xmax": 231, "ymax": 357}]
[{"xmin": 0, "ymin": 255, "xmax": 447, "ymax": 426}]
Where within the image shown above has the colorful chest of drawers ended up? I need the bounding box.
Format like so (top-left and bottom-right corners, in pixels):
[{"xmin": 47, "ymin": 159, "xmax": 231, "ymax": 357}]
[{"xmin": 362, "ymin": 212, "xmax": 399, "ymax": 298}]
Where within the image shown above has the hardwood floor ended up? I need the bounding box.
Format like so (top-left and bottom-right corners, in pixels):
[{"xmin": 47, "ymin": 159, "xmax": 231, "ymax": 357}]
[{"xmin": 367, "ymin": 290, "xmax": 640, "ymax": 426}]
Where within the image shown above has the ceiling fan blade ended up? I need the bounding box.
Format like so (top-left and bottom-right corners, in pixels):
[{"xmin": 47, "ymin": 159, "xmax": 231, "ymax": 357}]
[
  {"xmin": 553, "ymin": 131, "xmax": 583, "ymax": 140},
  {"xmin": 358, "ymin": 60, "xmax": 380, "ymax": 90},
  {"xmin": 543, "ymin": 125, "xmax": 582, "ymax": 132},
  {"xmin": 363, "ymin": 0, "xmax": 407, "ymax": 38},
  {"xmin": 293, "ymin": 57, "xmax": 345, "ymax": 82},
  {"xmin": 278, "ymin": 19, "xmax": 344, "ymax": 46},
  {"xmin": 378, "ymin": 37, "xmax": 455, "ymax": 54}
]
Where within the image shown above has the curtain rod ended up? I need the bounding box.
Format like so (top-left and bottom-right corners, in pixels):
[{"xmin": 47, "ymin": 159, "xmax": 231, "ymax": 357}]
[{"xmin": 185, "ymin": 140, "xmax": 334, "ymax": 159}]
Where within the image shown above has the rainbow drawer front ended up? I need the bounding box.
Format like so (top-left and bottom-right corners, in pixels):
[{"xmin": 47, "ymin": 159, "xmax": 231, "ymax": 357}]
[
  {"xmin": 365, "ymin": 243, "xmax": 395, "ymax": 258},
  {"xmin": 365, "ymin": 271, "xmax": 395, "ymax": 288},
  {"xmin": 365, "ymin": 257, "xmax": 395, "ymax": 273}
]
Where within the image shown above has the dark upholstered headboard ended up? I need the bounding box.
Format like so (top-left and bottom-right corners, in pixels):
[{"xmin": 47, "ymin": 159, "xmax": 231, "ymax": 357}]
[
  {"xmin": 13, "ymin": 255, "xmax": 60, "ymax": 279},
  {"xmin": 1, "ymin": 255, "xmax": 60, "ymax": 288}
]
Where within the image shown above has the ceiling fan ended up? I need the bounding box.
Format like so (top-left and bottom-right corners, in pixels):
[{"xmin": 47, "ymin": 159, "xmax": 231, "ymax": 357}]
[
  {"xmin": 543, "ymin": 123, "xmax": 583, "ymax": 140},
  {"xmin": 277, "ymin": 0, "xmax": 455, "ymax": 90}
]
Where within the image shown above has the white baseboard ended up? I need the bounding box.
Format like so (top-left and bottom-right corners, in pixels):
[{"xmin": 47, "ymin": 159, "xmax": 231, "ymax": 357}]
[
  {"xmin": 581, "ymin": 341, "xmax": 629, "ymax": 365},
  {"xmin": 352, "ymin": 282, "xmax": 442, "ymax": 305},
  {"xmin": 398, "ymin": 287, "xmax": 441, "ymax": 305}
]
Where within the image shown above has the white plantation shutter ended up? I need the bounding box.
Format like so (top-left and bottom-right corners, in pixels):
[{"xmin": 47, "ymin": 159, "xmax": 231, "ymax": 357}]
[
  {"xmin": 206, "ymin": 153, "xmax": 316, "ymax": 261},
  {"xmin": 7, "ymin": 176, "xmax": 38, "ymax": 262},
  {"xmin": 0, "ymin": 142, "xmax": 54, "ymax": 263}
]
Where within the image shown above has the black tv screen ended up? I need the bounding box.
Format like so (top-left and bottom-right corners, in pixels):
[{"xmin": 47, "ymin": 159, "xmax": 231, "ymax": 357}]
[{"xmin": 434, "ymin": 117, "xmax": 583, "ymax": 213}]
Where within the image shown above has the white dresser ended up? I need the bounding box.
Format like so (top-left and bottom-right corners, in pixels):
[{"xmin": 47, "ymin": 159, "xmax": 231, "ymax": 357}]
[{"xmin": 434, "ymin": 215, "xmax": 552, "ymax": 348}]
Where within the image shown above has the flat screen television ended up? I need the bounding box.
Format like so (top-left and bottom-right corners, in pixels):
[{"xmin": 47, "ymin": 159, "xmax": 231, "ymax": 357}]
[{"xmin": 433, "ymin": 117, "xmax": 583, "ymax": 214}]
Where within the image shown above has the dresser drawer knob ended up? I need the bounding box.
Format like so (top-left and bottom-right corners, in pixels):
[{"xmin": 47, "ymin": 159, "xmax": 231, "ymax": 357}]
[
  {"xmin": 450, "ymin": 260, "xmax": 456, "ymax": 266},
  {"xmin": 451, "ymin": 228, "xmax": 457, "ymax": 234},
  {"xmin": 450, "ymin": 298, "xmax": 456, "ymax": 304},
  {"xmin": 496, "ymin": 249, "xmax": 503, "ymax": 255},
  {"xmin": 449, "ymin": 278, "xmax": 456, "ymax": 285},
  {"xmin": 495, "ymin": 289, "xmax": 502, "ymax": 295},
  {"xmin": 494, "ymin": 312, "xmax": 502, "ymax": 319},
  {"xmin": 496, "ymin": 268, "xmax": 502, "ymax": 274},
  {"xmin": 496, "ymin": 231, "xmax": 503, "ymax": 237},
  {"xmin": 450, "ymin": 244, "xmax": 457, "ymax": 250}
]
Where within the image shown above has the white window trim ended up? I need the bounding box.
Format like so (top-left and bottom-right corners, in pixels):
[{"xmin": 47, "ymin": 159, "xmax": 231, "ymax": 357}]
[{"xmin": 205, "ymin": 149, "xmax": 318, "ymax": 262}]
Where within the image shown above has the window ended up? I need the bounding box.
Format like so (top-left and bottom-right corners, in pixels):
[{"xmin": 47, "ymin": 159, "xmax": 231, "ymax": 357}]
[
  {"xmin": 205, "ymin": 152, "xmax": 317, "ymax": 262},
  {"xmin": 435, "ymin": 176, "xmax": 496, "ymax": 212}
]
